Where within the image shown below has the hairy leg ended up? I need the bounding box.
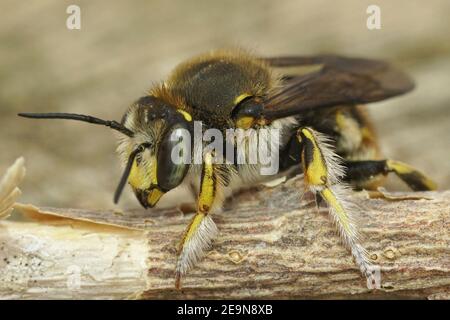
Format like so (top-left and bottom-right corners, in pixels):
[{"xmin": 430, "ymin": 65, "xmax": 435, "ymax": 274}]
[{"xmin": 297, "ymin": 127, "xmax": 375, "ymax": 282}]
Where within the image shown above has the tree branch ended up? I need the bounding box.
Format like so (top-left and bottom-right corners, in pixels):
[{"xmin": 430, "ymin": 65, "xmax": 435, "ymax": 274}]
[{"xmin": 1, "ymin": 176, "xmax": 449, "ymax": 299}]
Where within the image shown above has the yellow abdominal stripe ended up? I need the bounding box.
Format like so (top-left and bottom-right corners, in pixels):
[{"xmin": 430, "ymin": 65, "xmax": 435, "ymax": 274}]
[{"xmin": 301, "ymin": 128, "xmax": 328, "ymax": 186}]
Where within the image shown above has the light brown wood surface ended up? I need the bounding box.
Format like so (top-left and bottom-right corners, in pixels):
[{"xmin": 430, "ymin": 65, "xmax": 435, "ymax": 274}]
[{"xmin": 1, "ymin": 176, "xmax": 448, "ymax": 299}]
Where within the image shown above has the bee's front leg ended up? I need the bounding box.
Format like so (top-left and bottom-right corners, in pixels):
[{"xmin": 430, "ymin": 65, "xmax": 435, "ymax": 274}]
[
  {"xmin": 175, "ymin": 151, "xmax": 222, "ymax": 289},
  {"xmin": 297, "ymin": 127, "xmax": 375, "ymax": 283}
]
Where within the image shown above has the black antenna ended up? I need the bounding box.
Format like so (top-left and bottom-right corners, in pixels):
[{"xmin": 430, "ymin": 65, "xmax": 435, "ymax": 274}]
[
  {"xmin": 113, "ymin": 147, "xmax": 142, "ymax": 204},
  {"xmin": 18, "ymin": 112, "xmax": 134, "ymax": 137}
]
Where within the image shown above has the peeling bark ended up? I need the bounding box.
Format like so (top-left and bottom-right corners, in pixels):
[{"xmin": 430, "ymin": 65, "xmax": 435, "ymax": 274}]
[{"xmin": 1, "ymin": 176, "xmax": 449, "ymax": 299}]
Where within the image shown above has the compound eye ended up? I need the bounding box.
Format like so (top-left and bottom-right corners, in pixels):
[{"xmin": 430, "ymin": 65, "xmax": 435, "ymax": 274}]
[{"xmin": 157, "ymin": 123, "xmax": 191, "ymax": 192}]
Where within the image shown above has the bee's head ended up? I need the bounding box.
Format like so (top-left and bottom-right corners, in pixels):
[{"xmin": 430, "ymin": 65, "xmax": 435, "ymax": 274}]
[
  {"xmin": 18, "ymin": 95, "xmax": 193, "ymax": 209},
  {"xmin": 117, "ymin": 96, "xmax": 193, "ymax": 208}
]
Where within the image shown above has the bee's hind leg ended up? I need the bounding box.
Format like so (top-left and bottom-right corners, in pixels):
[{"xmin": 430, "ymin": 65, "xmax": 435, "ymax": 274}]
[
  {"xmin": 296, "ymin": 127, "xmax": 376, "ymax": 283},
  {"xmin": 343, "ymin": 159, "xmax": 437, "ymax": 191}
]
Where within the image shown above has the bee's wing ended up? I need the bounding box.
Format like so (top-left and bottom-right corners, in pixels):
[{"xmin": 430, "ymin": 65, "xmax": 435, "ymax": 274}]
[{"xmin": 261, "ymin": 55, "xmax": 415, "ymax": 120}]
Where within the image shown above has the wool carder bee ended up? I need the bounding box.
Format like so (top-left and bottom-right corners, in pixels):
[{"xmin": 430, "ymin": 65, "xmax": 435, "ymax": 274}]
[{"xmin": 19, "ymin": 50, "xmax": 436, "ymax": 289}]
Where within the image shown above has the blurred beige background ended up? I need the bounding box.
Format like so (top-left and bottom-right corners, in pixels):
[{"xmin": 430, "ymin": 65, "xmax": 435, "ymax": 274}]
[{"xmin": 1, "ymin": 0, "xmax": 449, "ymax": 209}]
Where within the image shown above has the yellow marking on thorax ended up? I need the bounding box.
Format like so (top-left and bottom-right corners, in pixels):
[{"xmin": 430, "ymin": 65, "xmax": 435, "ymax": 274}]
[
  {"xmin": 177, "ymin": 109, "xmax": 193, "ymax": 122},
  {"xmin": 234, "ymin": 93, "xmax": 252, "ymax": 105},
  {"xmin": 234, "ymin": 93, "xmax": 257, "ymax": 129},
  {"xmin": 236, "ymin": 116, "xmax": 255, "ymax": 129}
]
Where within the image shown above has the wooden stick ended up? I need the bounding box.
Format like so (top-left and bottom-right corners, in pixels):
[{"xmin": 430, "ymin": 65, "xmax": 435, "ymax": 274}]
[{"xmin": 1, "ymin": 176, "xmax": 449, "ymax": 299}]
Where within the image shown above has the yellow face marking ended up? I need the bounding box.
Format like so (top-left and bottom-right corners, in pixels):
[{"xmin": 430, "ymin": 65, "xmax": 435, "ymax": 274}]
[
  {"xmin": 147, "ymin": 188, "xmax": 164, "ymax": 207},
  {"xmin": 128, "ymin": 155, "xmax": 157, "ymax": 190},
  {"xmin": 301, "ymin": 128, "xmax": 328, "ymax": 186},
  {"xmin": 128, "ymin": 159, "xmax": 150, "ymax": 190},
  {"xmin": 234, "ymin": 93, "xmax": 257, "ymax": 129},
  {"xmin": 177, "ymin": 109, "xmax": 192, "ymax": 122}
]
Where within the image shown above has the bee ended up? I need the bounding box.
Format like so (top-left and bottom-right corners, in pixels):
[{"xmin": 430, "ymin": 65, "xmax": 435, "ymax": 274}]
[{"xmin": 19, "ymin": 49, "xmax": 436, "ymax": 289}]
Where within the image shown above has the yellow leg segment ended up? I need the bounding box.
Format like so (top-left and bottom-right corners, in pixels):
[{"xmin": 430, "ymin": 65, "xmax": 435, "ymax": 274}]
[
  {"xmin": 298, "ymin": 127, "xmax": 375, "ymax": 282},
  {"xmin": 320, "ymin": 188, "xmax": 353, "ymax": 235},
  {"xmin": 175, "ymin": 152, "xmax": 220, "ymax": 289},
  {"xmin": 386, "ymin": 160, "xmax": 437, "ymax": 191}
]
